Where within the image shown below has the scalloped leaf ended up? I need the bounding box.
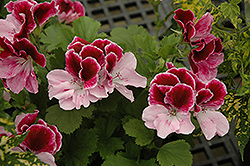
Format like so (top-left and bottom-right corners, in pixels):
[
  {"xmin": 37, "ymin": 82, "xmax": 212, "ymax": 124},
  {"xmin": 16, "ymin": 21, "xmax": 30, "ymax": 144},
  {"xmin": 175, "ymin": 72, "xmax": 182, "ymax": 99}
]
[
  {"xmin": 123, "ymin": 118, "xmax": 154, "ymax": 146},
  {"xmin": 45, "ymin": 104, "xmax": 95, "ymax": 134},
  {"xmin": 157, "ymin": 140, "xmax": 192, "ymax": 166}
]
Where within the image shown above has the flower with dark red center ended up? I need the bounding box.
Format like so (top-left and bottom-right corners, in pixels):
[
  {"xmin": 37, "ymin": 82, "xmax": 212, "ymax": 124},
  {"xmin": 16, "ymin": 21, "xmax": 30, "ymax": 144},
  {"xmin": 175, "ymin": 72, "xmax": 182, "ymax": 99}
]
[
  {"xmin": 55, "ymin": 0, "xmax": 85, "ymax": 24},
  {"xmin": 47, "ymin": 37, "xmax": 147, "ymax": 110},
  {"xmin": 174, "ymin": 8, "xmax": 215, "ymax": 44},
  {"xmin": 191, "ymin": 78, "xmax": 228, "ymax": 140},
  {"xmin": 142, "ymin": 65, "xmax": 200, "ymax": 138},
  {"xmin": 2, "ymin": 0, "xmax": 57, "ymax": 40},
  {"xmin": 188, "ymin": 38, "xmax": 224, "ymax": 82},
  {"xmin": 13, "ymin": 110, "xmax": 62, "ymax": 166},
  {"xmin": 0, "ymin": 37, "xmax": 46, "ymax": 94}
]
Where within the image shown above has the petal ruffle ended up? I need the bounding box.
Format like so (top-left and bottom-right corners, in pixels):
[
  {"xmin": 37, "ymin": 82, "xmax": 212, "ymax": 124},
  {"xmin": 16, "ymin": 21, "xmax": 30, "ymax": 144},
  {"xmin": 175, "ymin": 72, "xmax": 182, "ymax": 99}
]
[
  {"xmin": 164, "ymin": 83, "xmax": 194, "ymax": 113},
  {"xmin": 196, "ymin": 110, "xmax": 229, "ymax": 140}
]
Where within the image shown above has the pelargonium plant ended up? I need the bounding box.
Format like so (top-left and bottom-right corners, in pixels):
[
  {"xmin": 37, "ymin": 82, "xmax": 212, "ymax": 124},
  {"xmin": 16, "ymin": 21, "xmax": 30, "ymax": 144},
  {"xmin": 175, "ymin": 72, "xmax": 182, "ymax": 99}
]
[{"xmin": 1, "ymin": 0, "xmax": 250, "ymax": 165}]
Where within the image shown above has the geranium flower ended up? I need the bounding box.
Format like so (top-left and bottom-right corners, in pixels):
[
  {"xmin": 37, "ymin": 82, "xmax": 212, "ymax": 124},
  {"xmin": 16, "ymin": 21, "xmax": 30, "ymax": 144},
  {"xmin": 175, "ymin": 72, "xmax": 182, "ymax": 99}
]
[
  {"xmin": 91, "ymin": 39, "xmax": 147, "ymax": 102},
  {"xmin": 1, "ymin": 0, "xmax": 57, "ymax": 40},
  {"xmin": 173, "ymin": 8, "xmax": 215, "ymax": 44},
  {"xmin": 55, "ymin": 0, "xmax": 85, "ymax": 24},
  {"xmin": 13, "ymin": 110, "xmax": 62, "ymax": 166},
  {"xmin": 0, "ymin": 37, "xmax": 46, "ymax": 94},
  {"xmin": 142, "ymin": 67, "xmax": 199, "ymax": 138},
  {"xmin": 0, "ymin": 126, "xmax": 14, "ymax": 138},
  {"xmin": 193, "ymin": 79, "xmax": 229, "ymax": 140},
  {"xmin": 188, "ymin": 38, "xmax": 224, "ymax": 82}
]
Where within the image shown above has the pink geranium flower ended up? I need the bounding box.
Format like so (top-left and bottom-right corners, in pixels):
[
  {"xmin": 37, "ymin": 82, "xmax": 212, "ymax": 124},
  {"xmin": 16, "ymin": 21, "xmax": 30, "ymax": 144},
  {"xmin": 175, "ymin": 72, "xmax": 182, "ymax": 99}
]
[
  {"xmin": 13, "ymin": 110, "xmax": 62, "ymax": 166},
  {"xmin": 0, "ymin": 37, "xmax": 46, "ymax": 94},
  {"xmin": 189, "ymin": 38, "xmax": 224, "ymax": 82},
  {"xmin": 193, "ymin": 79, "xmax": 229, "ymax": 140},
  {"xmin": 48, "ymin": 37, "xmax": 147, "ymax": 110},
  {"xmin": 0, "ymin": 0, "xmax": 57, "ymax": 40},
  {"xmin": 142, "ymin": 66, "xmax": 198, "ymax": 138},
  {"xmin": 173, "ymin": 8, "xmax": 215, "ymax": 44},
  {"xmin": 55, "ymin": 0, "xmax": 85, "ymax": 24}
]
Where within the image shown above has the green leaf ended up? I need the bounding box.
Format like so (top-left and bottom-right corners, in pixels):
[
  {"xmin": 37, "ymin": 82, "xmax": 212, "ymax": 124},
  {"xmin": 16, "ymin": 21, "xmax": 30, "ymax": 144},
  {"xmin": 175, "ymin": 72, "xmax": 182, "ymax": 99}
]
[
  {"xmin": 133, "ymin": 33, "xmax": 159, "ymax": 59},
  {"xmin": 220, "ymin": 2, "xmax": 240, "ymax": 27},
  {"xmin": 56, "ymin": 24, "xmax": 75, "ymax": 51},
  {"xmin": 245, "ymin": 0, "xmax": 250, "ymax": 25},
  {"xmin": 94, "ymin": 116, "xmax": 118, "ymax": 138},
  {"xmin": 109, "ymin": 25, "xmax": 147, "ymax": 53},
  {"xmin": 97, "ymin": 137, "xmax": 124, "ymax": 159},
  {"xmin": 72, "ymin": 16, "xmax": 101, "ymax": 42},
  {"xmin": 40, "ymin": 23, "xmax": 74, "ymax": 52},
  {"xmin": 45, "ymin": 104, "xmax": 95, "ymax": 134},
  {"xmin": 236, "ymin": 74, "xmax": 250, "ymax": 96},
  {"xmin": 157, "ymin": 140, "xmax": 193, "ymax": 166},
  {"xmin": 159, "ymin": 34, "xmax": 179, "ymax": 60},
  {"xmin": 103, "ymin": 153, "xmax": 157, "ymax": 166},
  {"xmin": 46, "ymin": 48, "xmax": 65, "ymax": 70},
  {"xmin": 63, "ymin": 128, "xmax": 98, "ymax": 166},
  {"xmin": 234, "ymin": 97, "xmax": 250, "ymax": 161},
  {"xmin": 123, "ymin": 118, "xmax": 154, "ymax": 146}
]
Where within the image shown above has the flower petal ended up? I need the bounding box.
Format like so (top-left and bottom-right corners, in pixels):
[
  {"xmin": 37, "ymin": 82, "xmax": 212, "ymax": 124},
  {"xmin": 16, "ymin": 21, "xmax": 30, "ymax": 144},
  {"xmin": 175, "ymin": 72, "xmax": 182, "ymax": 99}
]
[
  {"xmin": 115, "ymin": 85, "xmax": 134, "ymax": 102},
  {"xmin": 154, "ymin": 113, "xmax": 180, "ymax": 139},
  {"xmin": 168, "ymin": 68, "xmax": 195, "ymax": 90},
  {"xmin": 203, "ymin": 79, "xmax": 227, "ymax": 110},
  {"xmin": 150, "ymin": 72, "xmax": 180, "ymax": 87},
  {"xmin": 176, "ymin": 112, "xmax": 195, "ymax": 134},
  {"xmin": 149, "ymin": 84, "xmax": 171, "ymax": 106},
  {"xmin": 15, "ymin": 110, "xmax": 39, "ymax": 135},
  {"xmin": 92, "ymin": 39, "xmax": 111, "ymax": 52},
  {"xmin": 105, "ymin": 42, "xmax": 123, "ymax": 61},
  {"xmin": 80, "ymin": 57, "xmax": 100, "ymax": 88},
  {"xmin": 196, "ymin": 110, "xmax": 229, "ymax": 140},
  {"xmin": 21, "ymin": 124, "xmax": 56, "ymax": 154},
  {"xmin": 65, "ymin": 49, "xmax": 82, "ymax": 78},
  {"xmin": 173, "ymin": 9, "xmax": 194, "ymax": 30},
  {"xmin": 142, "ymin": 104, "xmax": 167, "ymax": 129},
  {"xmin": 196, "ymin": 89, "xmax": 213, "ymax": 105},
  {"xmin": 36, "ymin": 152, "xmax": 56, "ymax": 166},
  {"xmin": 80, "ymin": 45, "xmax": 105, "ymax": 66},
  {"xmin": 32, "ymin": 1, "xmax": 57, "ymax": 26},
  {"xmin": 164, "ymin": 83, "xmax": 194, "ymax": 113}
]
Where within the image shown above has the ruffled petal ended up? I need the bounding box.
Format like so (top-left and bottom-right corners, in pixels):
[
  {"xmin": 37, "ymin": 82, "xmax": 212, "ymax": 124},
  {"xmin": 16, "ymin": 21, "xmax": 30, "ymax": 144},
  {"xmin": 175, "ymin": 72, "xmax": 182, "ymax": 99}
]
[
  {"xmin": 65, "ymin": 49, "xmax": 82, "ymax": 78},
  {"xmin": 36, "ymin": 152, "xmax": 56, "ymax": 166},
  {"xmin": 193, "ymin": 12, "xmax": 213, "ymax": 41},
  {"xmin": 168, "ymin": 68, "xmax": 196, "ymax": 90},
  {"xmin": 196, "ymin": 89, "xmax": 213, "ymax": 105},
  {"xmin": 21, "ymin": 124, "xmax": 56, "ymax": 154},
  {"xmin": 32, "ymin": 1, "xmax": 57, "ymax": 26},
  {"xmin": 105, "ymin": 42, "xmax": 123, "ymax": 61},
  {"xmin": 92, "ymin": 39, "xmax": 111, "ymax": 52},
  {"xmin": 142, "ymin": 104, "xmax": 168, "ymax": 129},
  {"xmin": 115, "ymin": 85, "xmax": 134, "ymax": 102},
  {"xmin": 80, "ymin": 45, "xmax": 105, "ymax": 66},
  {"xmin": 80, "ymin": 57, "xmax": 100, "ymax": 88},
  {"xmin": 154, "ymin": 113, "xmax": 180, "ymax": 139},
  {"xmin": 173, "ymin": 9, "xmax": 194, "ymax": 30},
  {"xmin": 15, "ymin": 110, "xmax": 39, "ymax": 135},
  {"xmin": 149, "ymin": 84, "xmax": 171, "ymax": 106},
  {"xmin": 196, "ymin": 110, "xmax": 229, "ymax": 140},
  {"xmin": 164, "ymin": 83, "xmax": 194, "ymax": 113},
  {"xmin": 150, "ymin": 72, "xmax": 180, "ymax": 86},
  {"xmin": 203, "ymin": 79, "xmax": 227, "ymax": 110},
  {"xmin": 176, "ymin": 112, "xmax": 195, "ymax": 134}
]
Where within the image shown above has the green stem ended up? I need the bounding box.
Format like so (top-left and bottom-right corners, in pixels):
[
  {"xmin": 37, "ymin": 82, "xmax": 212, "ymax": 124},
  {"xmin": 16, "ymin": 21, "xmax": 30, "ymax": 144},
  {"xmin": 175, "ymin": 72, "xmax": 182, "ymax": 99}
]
[
  {"xmin": 240, "ymin": 25, "xmax": 250, "ymax": 33},
  {"xmin": 213, "ymin": 25, "xmax": 236, "ymax": 37}
]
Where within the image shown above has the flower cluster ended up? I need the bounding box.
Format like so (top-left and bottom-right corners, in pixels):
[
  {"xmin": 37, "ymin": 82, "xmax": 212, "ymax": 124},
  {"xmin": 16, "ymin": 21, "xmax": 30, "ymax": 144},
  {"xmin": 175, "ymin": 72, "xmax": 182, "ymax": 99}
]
[
  {"xmin": 174, "ymin": 9, "xmax": 224, "ymax": 83},
  {"xmin": 47, "ymin": 37, "xmax": 147, "ymax": 110},
  {"xmin": 142, "ymin": 63, "xmax": 229, "ymax": 140},
  {"xmin": 1, "ymin": 110, "xmax": 62, "ymax": 166}
]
